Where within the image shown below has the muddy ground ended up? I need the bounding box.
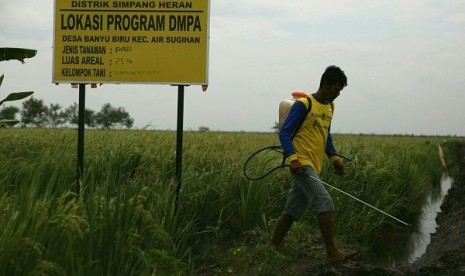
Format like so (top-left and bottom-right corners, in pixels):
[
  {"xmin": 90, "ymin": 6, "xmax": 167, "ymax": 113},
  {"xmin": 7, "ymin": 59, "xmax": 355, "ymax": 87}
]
[{"xmin": 297, "ymin": 141, "xmax": 465, "ymax": 275}]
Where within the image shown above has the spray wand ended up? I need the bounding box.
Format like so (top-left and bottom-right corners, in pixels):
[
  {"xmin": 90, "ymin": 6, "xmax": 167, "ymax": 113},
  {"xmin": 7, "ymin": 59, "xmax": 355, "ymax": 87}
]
[{"xmin": 243, "ymin": 145, "xmax": 413, "ymax": 229}]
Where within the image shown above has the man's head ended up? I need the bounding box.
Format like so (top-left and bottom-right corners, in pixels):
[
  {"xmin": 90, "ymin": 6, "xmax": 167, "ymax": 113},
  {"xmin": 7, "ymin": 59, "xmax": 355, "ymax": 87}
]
[
  {"xmin": 319, "ymin": 65, "xmax": 347, "ymax": 88},
  {"xmin": 319, "ymin": 65, "xmax": 347, "ymax": 102}
]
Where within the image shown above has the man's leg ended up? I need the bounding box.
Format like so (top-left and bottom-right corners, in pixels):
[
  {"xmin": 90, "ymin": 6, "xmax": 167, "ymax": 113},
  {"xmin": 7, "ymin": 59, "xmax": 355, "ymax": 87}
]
[
  {"xmin": 273, "ymin": 181, "xmax": 307, "ymax": 250},
  {"xmin": 317, "ymin": 211, "xmax": 339, "ymax": 257},
  {"xmin": 272, "ymin": 214, "xmax": 294, "ymax": 249},
  {"xmin": 318, "ymin": 211, "xmax": 352, "ymax": 260}
]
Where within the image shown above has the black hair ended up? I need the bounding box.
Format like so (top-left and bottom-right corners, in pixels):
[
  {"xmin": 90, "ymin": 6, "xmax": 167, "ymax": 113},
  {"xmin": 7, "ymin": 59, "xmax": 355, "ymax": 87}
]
[{"xmin": 319, "ymin": 65, "xmax": 348, "ymax": 88}]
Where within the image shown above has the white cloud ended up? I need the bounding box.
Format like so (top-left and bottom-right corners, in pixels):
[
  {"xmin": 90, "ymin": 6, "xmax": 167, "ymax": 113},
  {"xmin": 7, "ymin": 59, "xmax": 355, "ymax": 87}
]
[
  {"xmin": 446, "ymin": 13, "xmax": 465, "ymax": 23},
  {"xmin": 1, "ymin": 0, "xmax": 464, "ymax": 136}
]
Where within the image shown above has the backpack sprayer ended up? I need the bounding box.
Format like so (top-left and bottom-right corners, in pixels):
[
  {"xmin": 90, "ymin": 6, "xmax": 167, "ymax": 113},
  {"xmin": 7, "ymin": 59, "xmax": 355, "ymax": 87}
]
[{"xmin": 243, "ymin": 92, "xmax": 413, "ymax": 229}]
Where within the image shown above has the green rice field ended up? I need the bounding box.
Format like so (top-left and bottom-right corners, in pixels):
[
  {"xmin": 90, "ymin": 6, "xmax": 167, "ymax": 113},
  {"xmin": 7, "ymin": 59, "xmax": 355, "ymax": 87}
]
[{"xmin": 0, "ymin": 128, "xmax": 455, "ymax": 275}]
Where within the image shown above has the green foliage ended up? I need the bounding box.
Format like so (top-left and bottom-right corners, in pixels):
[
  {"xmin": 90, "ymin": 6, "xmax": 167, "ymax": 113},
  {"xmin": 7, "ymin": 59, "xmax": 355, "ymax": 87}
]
[
  {"xmin": 198, "ymin": 126, "xmax": 210, "ymax": 132},
  {"xmin": 46, "ymin": 103, "xmax": 66, "ymax": 127},
  {"xmin": 0, "ymin": 48, "xmax": 36, "ymax": 127},
  {"xmin": 16, "ymin": 99, "xmax": 133, "ymax": 129},
  {"xmin": 0, "ymin": 129, "xmax": 194, "ymax": 275},
  {"xmin": 0, "ymin": 106, "xmax": 20, "ymax": 120},
  {"xmin": 0, "ymin": 91, "xmax": 34, "ymax": 106},
  {"xmin": 0, "ymin": 89, "xmax": 33, "ymax": 127},
  {"xmin": 0, "ymin": 48, "xmax": 37, "ymax": 63},
  {"xmin": 272, "ymin": 121, "xmax": 280, "ymax": 132},
  {"xmin": 318, "ymin": 135, "xmax": 443, "ymax": 257},
  {"xmin": 20, "ymin": 97, "xmax": 48, "ymax": 127},
  {"xmin": 230, "ymin": 181, "xmax": 268, "ymax": 236},
  {"xmin": 0, "ymin": 129, "xmax": 449, "ymax": 274},
  {"xmin": 0, "ymin": 48, "xmax": 132, "ymax": 130},
  {"xmin": 63, "ymin": 102, "xmax": 96, "ymax": 128},
  {"xmin": 217, "ymin": 244, "xmax": 287, "ymax": 275},
  {"xmin": 95, "ymin": 103, "xmax": 134, "ymax": 129}
]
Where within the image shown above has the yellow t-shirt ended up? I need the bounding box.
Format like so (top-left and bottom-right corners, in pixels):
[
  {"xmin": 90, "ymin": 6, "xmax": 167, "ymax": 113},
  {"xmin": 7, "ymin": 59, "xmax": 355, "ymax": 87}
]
[{"xmin": 288, "ymin": 95, "xmax": 335, "ymax": 174}]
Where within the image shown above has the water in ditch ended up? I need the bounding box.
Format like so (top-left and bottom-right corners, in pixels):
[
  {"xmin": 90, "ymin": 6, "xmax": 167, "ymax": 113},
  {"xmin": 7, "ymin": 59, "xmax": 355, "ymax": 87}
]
[
  {"xmin": 368, "ymin": 173, "xmax": 453, "ymax": 266},
  {"xmin": 404, "ymin": 173, "xmax": 453, "ymax": 263}
]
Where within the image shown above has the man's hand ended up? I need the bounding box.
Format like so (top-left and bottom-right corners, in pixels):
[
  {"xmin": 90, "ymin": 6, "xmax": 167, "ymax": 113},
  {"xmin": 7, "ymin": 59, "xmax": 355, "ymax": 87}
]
[
  {"xmin": 290, "ymin": 159, "xmax": 307, "ymax": 176},
  {"xmin": 333, "ymin": 159, "xmax": 346, "ymax": 176}
]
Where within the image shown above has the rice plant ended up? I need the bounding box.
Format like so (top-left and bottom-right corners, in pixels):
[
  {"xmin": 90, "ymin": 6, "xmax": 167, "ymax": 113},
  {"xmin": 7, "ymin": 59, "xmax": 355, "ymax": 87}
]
[{"xmin": 0, "ymin": 129, "xmax": 448, "ymax": 274}]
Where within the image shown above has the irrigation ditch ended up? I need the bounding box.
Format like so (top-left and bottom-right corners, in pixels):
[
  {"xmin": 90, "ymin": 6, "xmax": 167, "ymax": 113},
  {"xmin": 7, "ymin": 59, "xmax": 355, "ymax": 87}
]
[
  {"xmin": 407, "ymin": 141, "xmax": 465, "ymax": 274},
  {"xmin": 301, "ymin": 141, "xmax": 465, "ymax": 275}
]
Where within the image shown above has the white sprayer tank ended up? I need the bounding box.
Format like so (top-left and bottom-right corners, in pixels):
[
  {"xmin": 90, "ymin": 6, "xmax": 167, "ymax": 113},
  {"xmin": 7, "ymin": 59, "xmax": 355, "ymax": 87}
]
[{"xmin": 278, "ymin": 92, "xmax": 307, "ymax": 129}]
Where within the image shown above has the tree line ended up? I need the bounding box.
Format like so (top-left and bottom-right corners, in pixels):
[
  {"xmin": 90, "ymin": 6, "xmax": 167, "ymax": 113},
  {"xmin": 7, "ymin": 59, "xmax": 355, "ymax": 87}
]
[{"xmin": 0, "ymin": 97, "xmax": 134, "ymax": 129}]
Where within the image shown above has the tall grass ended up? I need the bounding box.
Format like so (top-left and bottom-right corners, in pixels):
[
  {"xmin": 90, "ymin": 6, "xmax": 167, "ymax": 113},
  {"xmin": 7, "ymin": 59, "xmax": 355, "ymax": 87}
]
[
  {"xmin": 319, "ymin": 135, "xmax": 444, "ymax": 255},
  {"xmin": 0, "ymin": 129, "xmax": 195, "ymax": 274},
  {"xmin": 0, "ymin": 129, "xmax": 447, "ymax": 274}
]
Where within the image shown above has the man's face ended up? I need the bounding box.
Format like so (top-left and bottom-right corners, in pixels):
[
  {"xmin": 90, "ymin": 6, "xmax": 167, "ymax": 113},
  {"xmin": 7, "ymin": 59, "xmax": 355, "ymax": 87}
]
[{"xmin": 328, "ymin": 83, "xmax": 344, "ymax": 101}]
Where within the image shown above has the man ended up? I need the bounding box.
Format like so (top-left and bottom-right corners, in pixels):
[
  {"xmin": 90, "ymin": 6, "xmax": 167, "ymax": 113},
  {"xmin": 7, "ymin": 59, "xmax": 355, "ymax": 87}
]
[{"xmin": 272, "ymin": 65, "xmax": 352, "ymax": 261}]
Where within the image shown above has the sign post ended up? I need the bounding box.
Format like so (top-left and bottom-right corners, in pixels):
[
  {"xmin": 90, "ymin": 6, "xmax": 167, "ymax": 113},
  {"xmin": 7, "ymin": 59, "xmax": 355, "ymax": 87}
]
[
  {"xmin": 53, "ymin": 0, "xmax": 210, "ymax": 198},
  {"xmin": 175, "ymin": 85, "xmax": 185, "ymax": 210},
  {"xmin": 77, "ymin": 84, "xmax": 86, "ymax": 192}
]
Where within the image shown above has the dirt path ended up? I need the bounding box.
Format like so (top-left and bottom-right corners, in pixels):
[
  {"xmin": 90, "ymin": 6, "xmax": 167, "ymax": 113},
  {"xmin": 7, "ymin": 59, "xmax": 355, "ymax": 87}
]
[{"xmin": 297, "ymin": 141, "xmax": 465, "ymax": 275}]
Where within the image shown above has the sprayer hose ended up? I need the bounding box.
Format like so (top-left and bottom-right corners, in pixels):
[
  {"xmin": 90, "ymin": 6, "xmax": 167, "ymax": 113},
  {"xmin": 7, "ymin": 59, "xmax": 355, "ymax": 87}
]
[
  {"xmin": 243, "ymin": 145, "xmax": 352, "ymax": 181},
  {"xmin": 243, "ymin": 145, "xmax": 287, "ymax": 181}
]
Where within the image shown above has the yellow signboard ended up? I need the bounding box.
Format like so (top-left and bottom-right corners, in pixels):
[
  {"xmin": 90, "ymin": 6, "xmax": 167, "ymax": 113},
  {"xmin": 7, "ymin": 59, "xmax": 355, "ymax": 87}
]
[{"xmin": 53, "ymin": 0, "xmax": 209, "ymax": 84}]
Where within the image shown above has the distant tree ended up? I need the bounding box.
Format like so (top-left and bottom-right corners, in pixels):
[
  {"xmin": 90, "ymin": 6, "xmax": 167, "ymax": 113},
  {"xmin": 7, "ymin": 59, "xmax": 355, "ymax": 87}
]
[
  {"xmin": 63, "ymin": 103, "xmax": 78, "ymax": 126},
  {"xmin": 272, "ymin": 122, "xmax": 280, "ymax": 133},
  {"xmin": 46, "ymin": 103, "xmax": 67, "ymax": 128},
  {"xmin": 198, "ymin": 126, "xmax": 210, "ymax": 132},
  {"xmin": 12, "ymin": 98, "xmax": 134, "ymax": 129},
  {"xmin": 95, "ymin": 103, "xmax": 133, "ymax": 129},
  {"xmin": 84, "ymin": 109, "xmax": 96, "ymax": 128},
  {"xmin": 0, "ymin": 106, "xmax": 19, "ymax": 120},
  {"xmin": 20, "ymin": 97, "xmax": 47, "ymax": 127},
  {"xmin": 0, "ymin": 106, "xmax": 20, "ymax": 128},
  {"xmin": 63, "ymin": 102, "xmax": 96, "ymax": 128}
]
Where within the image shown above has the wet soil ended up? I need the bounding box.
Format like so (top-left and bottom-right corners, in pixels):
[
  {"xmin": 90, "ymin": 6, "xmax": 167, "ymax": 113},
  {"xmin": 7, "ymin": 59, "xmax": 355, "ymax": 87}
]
[{"xmin": 296, "ymin": 141, "xmax": 465, "ymax": 275}]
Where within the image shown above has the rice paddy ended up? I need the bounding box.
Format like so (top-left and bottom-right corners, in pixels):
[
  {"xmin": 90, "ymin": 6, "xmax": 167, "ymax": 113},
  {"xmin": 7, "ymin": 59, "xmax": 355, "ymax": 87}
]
[{"xmin": 0, "ymin": 128, "xmax": 453, "ymax": 274}]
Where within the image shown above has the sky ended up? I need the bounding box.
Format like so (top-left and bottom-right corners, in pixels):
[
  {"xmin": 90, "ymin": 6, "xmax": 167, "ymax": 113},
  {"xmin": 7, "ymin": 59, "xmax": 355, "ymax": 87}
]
[{"xmin": 1, "ymin": 0, "xmax": 465, "ymax": 136}]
